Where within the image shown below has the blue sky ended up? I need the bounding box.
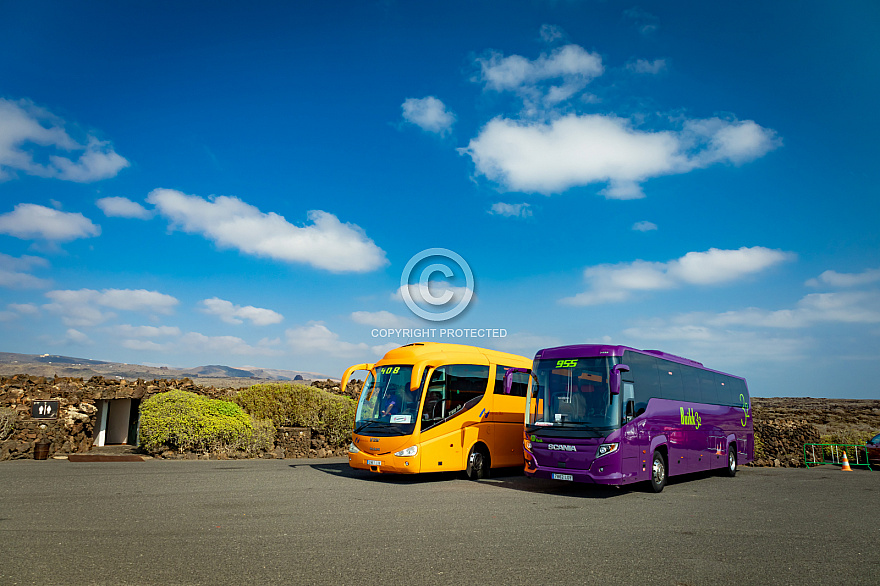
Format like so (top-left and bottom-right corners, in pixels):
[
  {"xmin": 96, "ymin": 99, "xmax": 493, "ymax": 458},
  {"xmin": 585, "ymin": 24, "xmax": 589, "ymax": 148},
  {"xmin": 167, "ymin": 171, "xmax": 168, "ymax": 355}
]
[{"xmin": 1, "ymin": 1, "xmax": 878, "ymax": 398}]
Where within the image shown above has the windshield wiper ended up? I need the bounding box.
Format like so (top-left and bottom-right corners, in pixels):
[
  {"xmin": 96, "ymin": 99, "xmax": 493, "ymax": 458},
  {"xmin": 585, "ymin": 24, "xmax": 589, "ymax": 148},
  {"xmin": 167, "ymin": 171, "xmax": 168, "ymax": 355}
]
[
  {"xmin": 354, "ymin": 420, "xmax": 408, "ymax": 435},
  {"xmin": 354, "ymin": 420, "xmax": 381, "ymax": 434}
]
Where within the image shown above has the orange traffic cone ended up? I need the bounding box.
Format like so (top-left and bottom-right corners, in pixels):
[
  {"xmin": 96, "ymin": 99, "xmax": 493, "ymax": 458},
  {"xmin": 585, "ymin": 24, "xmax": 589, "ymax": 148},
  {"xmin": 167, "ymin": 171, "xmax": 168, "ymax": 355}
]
[{"xmin": 841, "ymin": 451, "xmax": 852, "ymax": 471}]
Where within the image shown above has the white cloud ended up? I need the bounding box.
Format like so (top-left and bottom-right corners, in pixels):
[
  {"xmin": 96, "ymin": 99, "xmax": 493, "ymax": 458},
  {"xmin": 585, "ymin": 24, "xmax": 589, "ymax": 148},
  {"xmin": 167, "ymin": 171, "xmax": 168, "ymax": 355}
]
[
  {"xmin": 43, "ymin": 288, "xmax": 179, "ymax": 327},
  {"xmin": 401, "ymin": 96, "xmax": 456, "ymax": 135},
  {"xmin": 474, "ymin": 44, "xmax": 604, "ymax": 112},
  {"xmin": 476, "ymin": 44, "xmax": 604, "ymax": 93},
  {"xmin": 632, "ymin": 221, "xmax": 658, "ymax": 232},
  {"xmin": 682, "ymin": 118, "xmax": 782, "ymax": 166},
  {"xmin": 96, "ymin": 197, "xmax": 153, "ymax": 219},
  {"xmin": 109, "ymin": 324, "xmax": 182, "ymax": 338},
  {"xmin": 806, "ymin": 268, "xmax": 880, "ymax": 288},
  {"xmin": 122, "ymin": 332, "xmax": 282, "ymax": 356},
  {"xmin": 64, "ymin": 329, "xmax": 91, "ymax": 344},
  {"xmin": 392, "ymin": 282, "xmax": 476, "ymax": 309},
  {"xmin": 146, "ymin": 188, "xmax": 387, "ymax": 273},
  {"xmin": 623, "ymin": 323, "xmax": 809, "ymax": 363},
  {"xmin": 350, "ymin": 310, "xmax": 416, "ymax": 329},
  {"xmin": 623, "ymin": 7, "xmax": 660, "ymax": 36},
  {"xmin": 562, "ymin": 246, "xmax": 794, "ymax": 306},
  {"xmin": 461, "ymin": 114, "xmax": 781, "ymax": 197},
  {"xmin": 627, "ymin": 58, "xmax": 667, "ymax": 75},
  {"xmin": 705, "ymin": 291, "xmax": 880, "ymax": 328},
  {"xmin": 0, "ymin": 302, "xmax": 39, "ymax": 321},
  {"xmin": 0, "ymin": 204, "xmax": 100, "ymax": 241},
  {"xmin": 0, "ymin": 98, "xmax": 128, "ymax": 182},
  {"xmin": 488, "ymin": 202, "xmax": 533, "ymax": 218},
  {"xmin": 538, "ymin": 24, "xmax": 566, "ymax": 44},
  {"xmin": 493, "ymin": 331, "xmax": 563, "ymax": 354},
  {"xmin": 200, "ymin": 297, "xmax": 284, "ymax": 326},
  {"xmin": 286, "ymin": 321, "xmax": 391, "ymax": 357},
  {"xmin": 0, "ymin": 253, "xmax": 51, "ymax": 288}
]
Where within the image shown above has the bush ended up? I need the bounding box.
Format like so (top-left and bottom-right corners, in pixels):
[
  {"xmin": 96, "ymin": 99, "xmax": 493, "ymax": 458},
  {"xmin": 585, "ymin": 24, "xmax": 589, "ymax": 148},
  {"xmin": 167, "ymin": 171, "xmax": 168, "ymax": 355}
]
[
  {"xmin": 234, "ymin": 383, "xmax": 357, "ymax": 447},
  {"xmin": 139, "ymin": 390, "xmax": 274, "ymax": 454},
  {"xmin": 0, "ymin": 408, "xmax": 15, "ymax": 440}
]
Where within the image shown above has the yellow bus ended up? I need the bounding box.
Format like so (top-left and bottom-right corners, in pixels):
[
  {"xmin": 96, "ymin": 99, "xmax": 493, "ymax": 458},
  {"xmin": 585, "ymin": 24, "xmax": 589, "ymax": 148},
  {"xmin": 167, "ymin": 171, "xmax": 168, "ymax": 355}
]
[{"xmin": 341, "ymin": 342, "xmax": 532, "ymax": 479}]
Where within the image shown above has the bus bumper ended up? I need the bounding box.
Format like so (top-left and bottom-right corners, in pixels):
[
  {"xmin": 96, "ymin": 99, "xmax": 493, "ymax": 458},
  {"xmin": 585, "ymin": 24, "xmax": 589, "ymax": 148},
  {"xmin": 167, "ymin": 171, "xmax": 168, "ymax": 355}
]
[
  {"xmin": 348, "ymin": 450, "xmax": 421, "ymax": 474},
  {"xmin": 525, "ymin": 451, "xmax": 625, "ymax": 485}
]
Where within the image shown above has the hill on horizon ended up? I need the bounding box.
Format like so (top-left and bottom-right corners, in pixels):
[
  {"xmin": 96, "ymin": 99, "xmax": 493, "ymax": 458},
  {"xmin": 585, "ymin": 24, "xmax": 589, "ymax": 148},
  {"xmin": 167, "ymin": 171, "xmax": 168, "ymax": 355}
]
[{"xmin": 0, "ymin": 351, "xmax": 335, "ymax": 383}]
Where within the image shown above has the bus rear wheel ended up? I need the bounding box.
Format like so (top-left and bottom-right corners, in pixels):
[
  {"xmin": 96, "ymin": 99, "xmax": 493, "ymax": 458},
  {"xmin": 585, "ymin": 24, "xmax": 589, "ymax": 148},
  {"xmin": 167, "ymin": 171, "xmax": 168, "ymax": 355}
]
[
  {"xmin": 466, "ymin": 445, "xmax": 490, "ymax": 480},
  {"xmin": 650, "ymin": 451, "xmax": 667, "ymax": 493},
  {"xmin": 721, "ymin": 445, "xmax": 737, "ymax": 477}
]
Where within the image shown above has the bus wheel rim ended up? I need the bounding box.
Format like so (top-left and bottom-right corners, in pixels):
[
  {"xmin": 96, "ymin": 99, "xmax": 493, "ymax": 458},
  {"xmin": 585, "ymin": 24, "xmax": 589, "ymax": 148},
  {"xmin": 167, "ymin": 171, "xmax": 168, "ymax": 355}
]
[{"xmin": 653, "ymin": 457, "xmax": 664, "ymax": 483}]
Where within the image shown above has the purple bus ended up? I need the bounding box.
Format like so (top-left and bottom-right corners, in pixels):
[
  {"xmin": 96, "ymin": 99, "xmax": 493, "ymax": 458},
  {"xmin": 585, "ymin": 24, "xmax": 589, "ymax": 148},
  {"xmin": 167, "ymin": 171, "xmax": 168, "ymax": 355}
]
[{"xmin": 505, "ymin": 344, "xmax": 753, "ymax": 492}]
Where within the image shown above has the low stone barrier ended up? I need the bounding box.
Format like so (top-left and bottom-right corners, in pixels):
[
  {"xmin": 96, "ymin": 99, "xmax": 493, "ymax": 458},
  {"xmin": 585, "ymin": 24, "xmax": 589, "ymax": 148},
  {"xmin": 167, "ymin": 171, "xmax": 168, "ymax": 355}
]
[{"xmin": 752, "ymin": 419, "xmax": 819, "ymax": 467}]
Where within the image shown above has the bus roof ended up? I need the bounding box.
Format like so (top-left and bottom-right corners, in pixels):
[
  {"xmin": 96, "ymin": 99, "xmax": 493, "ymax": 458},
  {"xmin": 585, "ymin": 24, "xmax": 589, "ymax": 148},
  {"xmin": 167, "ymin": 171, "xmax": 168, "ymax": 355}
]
[
  {"xmin": 377, "ymin": 342, "xmax": 531, "ymax": 367},
  {"xmin": 534, "ymin": 344, "xmax": 705, "ymax": 368}
]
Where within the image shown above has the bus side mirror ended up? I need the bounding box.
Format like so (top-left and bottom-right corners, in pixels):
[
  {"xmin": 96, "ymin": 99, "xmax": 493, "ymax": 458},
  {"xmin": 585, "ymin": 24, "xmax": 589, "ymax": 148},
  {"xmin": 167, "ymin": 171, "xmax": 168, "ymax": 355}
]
[
  {"xmin": 341, "ymin": 363, "xmax": 374, "ymax": 399},
  {"xmin": 410, "ymin": 361, "xmax": 433, "ymax": 392},
  {"xmin": 502, "ymin": 367, "xmax": 530, "ymax": 394},
  {"xmin": 610, "ymin": 364, "xmax": 630, "ymax": 395}
]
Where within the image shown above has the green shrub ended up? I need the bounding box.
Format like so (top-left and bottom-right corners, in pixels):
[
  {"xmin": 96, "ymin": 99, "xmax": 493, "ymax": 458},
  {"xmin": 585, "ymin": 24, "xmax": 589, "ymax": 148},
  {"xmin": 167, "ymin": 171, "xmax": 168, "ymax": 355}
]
[
  {"xmin": 234, "ymin": 383, "xmax": 357, "ymax": 447},
  {"xmin": 139, "ymin": 390, "xmax": 274, "ymax": 454}
]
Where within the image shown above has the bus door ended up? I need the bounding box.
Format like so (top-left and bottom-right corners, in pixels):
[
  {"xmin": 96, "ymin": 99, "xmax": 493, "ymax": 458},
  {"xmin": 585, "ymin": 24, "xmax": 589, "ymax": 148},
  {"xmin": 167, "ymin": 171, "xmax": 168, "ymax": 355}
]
[
  {"xmin": 417, "ymin": 364, "xmax": 489, "ymax": 472},
  {"xmin": 491, "ymin": 366, "xmax": 529, "ymax": 468},
  {"xmin": 619, "ymin": 382, "xmax": 643, "ymax": 480}
]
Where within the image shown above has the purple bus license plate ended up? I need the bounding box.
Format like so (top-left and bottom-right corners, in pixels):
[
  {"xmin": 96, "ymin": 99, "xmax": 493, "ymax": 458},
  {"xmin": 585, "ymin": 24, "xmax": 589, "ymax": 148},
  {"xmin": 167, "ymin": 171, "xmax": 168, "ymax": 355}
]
[{"xmin": 552, "ymin": 473, "xmax": 574, "ymax": 481}]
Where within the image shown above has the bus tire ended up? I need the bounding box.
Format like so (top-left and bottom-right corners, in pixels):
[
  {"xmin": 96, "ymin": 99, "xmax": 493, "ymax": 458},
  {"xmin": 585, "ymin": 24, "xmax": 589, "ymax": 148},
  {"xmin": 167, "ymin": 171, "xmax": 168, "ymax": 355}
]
[
  {"xmin": 650, "ymin": 450, "xmax": 667, "ymax": 493},
  {"xmin": 466, "ymin": 445, "xmax": 490, "ymax": 480},
  {"xmin": 721, "ymin": 445, "xmax": 737, "ymax": 477}
]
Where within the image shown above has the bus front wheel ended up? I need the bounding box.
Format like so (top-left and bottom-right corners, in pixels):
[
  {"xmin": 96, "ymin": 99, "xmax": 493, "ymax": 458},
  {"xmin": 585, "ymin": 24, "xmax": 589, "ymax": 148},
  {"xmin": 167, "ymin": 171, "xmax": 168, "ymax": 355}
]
[
  {"xmin": 650, "ymin": 451, "xmax": 667, "ymax": 493},
  {"xmin": 466, "ymin": 445, "xmax": 490, "ymax": 480}
]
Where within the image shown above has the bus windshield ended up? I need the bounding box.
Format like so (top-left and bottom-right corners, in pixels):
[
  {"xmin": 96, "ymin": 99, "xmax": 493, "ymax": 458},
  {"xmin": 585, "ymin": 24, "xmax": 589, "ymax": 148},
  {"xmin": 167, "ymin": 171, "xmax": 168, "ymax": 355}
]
[
  {"xmin": 355, "ymin": 365, "xmax": 422, "ymax": 436},
  {"xmin": 528, "ymin": 357, "xmax": 619, "ymax": 433}
]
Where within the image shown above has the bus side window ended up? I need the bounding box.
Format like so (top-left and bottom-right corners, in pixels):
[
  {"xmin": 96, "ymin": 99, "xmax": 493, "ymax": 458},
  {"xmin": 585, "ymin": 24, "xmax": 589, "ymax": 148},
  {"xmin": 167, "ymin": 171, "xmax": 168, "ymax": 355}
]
[
  {"xmin": 425, "ymin": 365, "xmax": 489, "ymax": 426},
  {"xmin": 494, "ymin": 365, "xmax": 528, "ymax": 397},
  {"xmin": 624, "ymin": 351, "xmax": 660, "ymax": 415},
  {"xmin": 680, "ymin": 365, "xmax": 702, "ymax": 404}
]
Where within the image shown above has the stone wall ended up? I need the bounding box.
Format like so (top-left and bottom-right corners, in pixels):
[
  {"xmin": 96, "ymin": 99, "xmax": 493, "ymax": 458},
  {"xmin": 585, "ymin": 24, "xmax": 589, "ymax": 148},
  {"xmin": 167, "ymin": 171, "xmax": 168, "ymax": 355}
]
[
  {"xmin": 0, "ymin": 375, "xmax": 346, "ymax": 461},
  {"xmin": 311, "ymin": 378, "xmax": 363, "ymax": 400},
  {"xmin": 752, "ymin": 419, "xmax": 820, "ymax": 468}
]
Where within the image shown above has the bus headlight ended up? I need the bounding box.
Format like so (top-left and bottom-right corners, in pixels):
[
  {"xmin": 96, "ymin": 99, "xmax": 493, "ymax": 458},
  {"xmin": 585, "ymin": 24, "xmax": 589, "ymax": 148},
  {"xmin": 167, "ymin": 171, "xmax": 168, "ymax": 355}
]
[
  {"xmin": 348, "ymin": 442, "xmax": 360, "ymax": 454},
  {"xmin": 596, "ymin": 443, "xmax": 619, "ymax": 458},
  {"xmin": 394, "ymin": 445, "xmax": 418, "ymax": 457}
]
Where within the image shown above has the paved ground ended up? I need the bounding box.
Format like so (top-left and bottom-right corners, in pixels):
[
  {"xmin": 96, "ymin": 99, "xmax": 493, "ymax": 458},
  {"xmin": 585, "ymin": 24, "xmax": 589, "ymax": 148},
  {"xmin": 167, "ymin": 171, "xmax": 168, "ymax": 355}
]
[{"xmin": 0, "ymin": 458, "xmax": 877, "ymax": 585}]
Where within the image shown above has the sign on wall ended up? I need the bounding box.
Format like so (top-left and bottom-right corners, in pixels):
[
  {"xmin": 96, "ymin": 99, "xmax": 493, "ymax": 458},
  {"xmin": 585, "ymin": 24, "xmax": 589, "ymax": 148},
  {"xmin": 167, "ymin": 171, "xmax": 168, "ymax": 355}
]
[{"xmin": 31, "ymin": 400, "xmax": 59, "ymax": 419}]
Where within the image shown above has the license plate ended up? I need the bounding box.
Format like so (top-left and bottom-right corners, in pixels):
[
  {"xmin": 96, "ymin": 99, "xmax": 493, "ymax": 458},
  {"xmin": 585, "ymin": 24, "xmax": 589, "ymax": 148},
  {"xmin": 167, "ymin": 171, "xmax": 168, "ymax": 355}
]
[
  {"xmin": 367, "ymin": 460, "xmax": 382, "ymax": 466},
  {"xmin": 552, "ymin": 473, "xmax": 574, "ymax": 481}
]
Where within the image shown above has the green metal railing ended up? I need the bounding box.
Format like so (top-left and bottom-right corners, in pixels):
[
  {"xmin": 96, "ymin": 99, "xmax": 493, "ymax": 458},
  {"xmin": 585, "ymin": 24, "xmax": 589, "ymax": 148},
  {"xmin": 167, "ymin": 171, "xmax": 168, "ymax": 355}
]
[{"xmin": 804, "ymin": 443, "xmax": 873, "ymax": 470}]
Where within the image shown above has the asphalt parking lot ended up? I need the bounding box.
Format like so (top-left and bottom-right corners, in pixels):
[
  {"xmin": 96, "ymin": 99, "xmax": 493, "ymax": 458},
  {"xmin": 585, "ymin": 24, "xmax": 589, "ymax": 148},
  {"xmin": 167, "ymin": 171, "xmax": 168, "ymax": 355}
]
[{"xmin": 1, "ymin": 458, "xmax": 877, "ymax": 585}]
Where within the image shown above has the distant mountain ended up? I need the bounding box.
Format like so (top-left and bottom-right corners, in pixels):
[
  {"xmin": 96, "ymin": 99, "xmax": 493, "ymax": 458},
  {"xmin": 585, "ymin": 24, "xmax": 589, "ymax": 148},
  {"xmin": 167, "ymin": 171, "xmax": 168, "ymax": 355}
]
[
  {"xmin": 0, "ymin": 351, "xmax": 335, "ymax": 382},
  {"xmin": 185, "ymin": 365, "xmax": 257, "ymax": 378},
  {"xmin": 0, "ymin": 352, "xmax": 110, "ymax": 366}
]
